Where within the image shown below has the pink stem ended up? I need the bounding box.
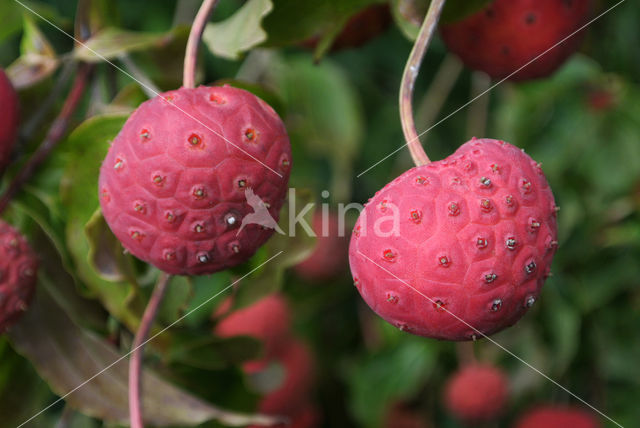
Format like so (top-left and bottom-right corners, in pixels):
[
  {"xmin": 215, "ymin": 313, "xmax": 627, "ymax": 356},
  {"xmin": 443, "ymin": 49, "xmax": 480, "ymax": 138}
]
[
  {"xmin": 129, "ymin": 273, "xmax": 171, "ymax": 428},
  {"xmin": 0, "ymin": 63, "xmax": 93, "ymax": 215},
  {"xmin": 399, "ymin": 0, "xmax": 447, "ymax": 167},
  {"xmin": 183, "ymin": 0, "xmax": 220, "ymax": 88}
]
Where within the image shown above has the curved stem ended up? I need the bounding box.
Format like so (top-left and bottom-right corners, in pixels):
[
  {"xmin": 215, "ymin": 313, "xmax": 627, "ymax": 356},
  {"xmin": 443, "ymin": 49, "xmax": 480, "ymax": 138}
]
[
  {"xmin": 0, "ymin": 63, "xmax": 93, "ymax": 215},
  {"xmin": 399, "ymin": 0, "xmax": 447, "ymax": 167},
  {"xmin": 183, "ymin": 0, "xmax": 220, "ymax": 88},
  {"xmin": 129, "ymin": 273, "xmax": 172, "ymax": 428}
]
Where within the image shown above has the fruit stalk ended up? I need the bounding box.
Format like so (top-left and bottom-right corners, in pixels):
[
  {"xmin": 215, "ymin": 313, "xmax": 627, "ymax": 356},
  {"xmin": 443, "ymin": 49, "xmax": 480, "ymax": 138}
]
[
  {"xmin": 129, "ymin": 273, "xmax": 172, "ymax": 428},
  {"xmin": 399, "ymin": 0, "xmax": 446, "ymax": 166},
  {"xmin": 183, "ymin": 0, "xmax": 220, "ymax": 88},
  {"xmin": 0, "ymin": 63, "xmax": 93, "ymax": 215}
]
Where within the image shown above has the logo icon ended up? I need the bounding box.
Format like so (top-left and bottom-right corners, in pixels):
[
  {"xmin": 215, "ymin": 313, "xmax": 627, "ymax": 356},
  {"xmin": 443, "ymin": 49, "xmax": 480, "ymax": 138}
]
[{"xmin": 238, "ymin": 188, "xmax": 284, "ymax": 235}]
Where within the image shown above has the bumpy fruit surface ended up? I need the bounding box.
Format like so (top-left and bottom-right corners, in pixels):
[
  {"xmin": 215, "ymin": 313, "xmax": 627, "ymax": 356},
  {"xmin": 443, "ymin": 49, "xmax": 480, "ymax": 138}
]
[
  {"xmin": 0, "ymin": 221, "xmax": 38, "ymax": 332},
  {"xmin": 349, "ymin": 138, "xmax": 558, "ymax": 340},
  {"xmin": 257, "ymin": 339, "xmax": 315, "ymax": 415},
  {"xmin": 99, "ymin": 85, "xmax": 291, "ymax": 275},
  {"xmin": 440, "ymin": 0, "xmax": 591, "ymax": 81},
  {"xmin": 0, "ymin": 68, "xmax": 20, "ymax": 172},
  {"xmin": 294, "ymin": 211, "xmax": 348, "ymax": 281},
  {"xmin": 444, "ymin": 364, "xmax": 508, "ymax": 422},
  {"xmin": 215, "ymin": 293, "xmax": 291, "ymax": 372},
  {"xmin": 514, "ymin": 406, "xmax": 600, "ymax": 428}
]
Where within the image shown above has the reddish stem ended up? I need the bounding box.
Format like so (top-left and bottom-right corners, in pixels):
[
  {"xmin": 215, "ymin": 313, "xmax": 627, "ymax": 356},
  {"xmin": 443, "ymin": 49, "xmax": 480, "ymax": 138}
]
[
  {"xmin": 129, "ymin": 273, "xmax": 171, "ymax": 428},
  {"xmin": 399, "ymin": 0, "xmax": 447, "ymax": 167},
  {"xmin": 183, "ymin": 0, "xmax": 220, "ymax": 88},
  {"xmin": 0, "ymin": 63, "xmax": 93, "ymax": 215}
]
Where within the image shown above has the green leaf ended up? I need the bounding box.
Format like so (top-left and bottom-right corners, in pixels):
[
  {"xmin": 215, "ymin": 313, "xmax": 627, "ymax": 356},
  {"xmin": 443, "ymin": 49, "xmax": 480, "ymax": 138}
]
[
  {"xmin": 7, "ymin": 287, "xmax": 280, "ymax": 427},
  {"xmin": 390, "ymin": 0, "xmax": 428, "ymax": 40},
  {"xmin": 59, "ymin": 114, "xmax": 143, "ymax": 331},
  {"xmin": 441, "ymin": 0, "xmax": 494, "ymax": 24},
  {"xmin": 391, "ymin": 0, "xmax": 494, "ymax": 40},
  {"xmin": 203, "ymin": 0, "xmax": 273, "ymax": 60},
  {"xmin": 0, "ymin": 338, "xmax": 57, "ymax": 427},
  {"xmin": 272, "ymin": 55, "xmax": 363, "ymax": 201},
  {"xmin": 233, "ymin": 189, "xmax": 317, "ymax": 308},
  {"xmin": 0, "ymin": 2, "xmax": 23, "ymax": 43},
  {"xmin": 181, "ymin": 272, "xmax": 234, "ymax": 328},
  {"xmin": 7, "ymin": 13, "xmax": 59, "ymax": 89},
  {"xmin": 74, "ymin": 27, "xmax": 169, "ymax": 62},
  {"xmin": 263, "ymin": 0, "xmax": 383, "ymax": 46},
  {"xmin": 85, "ymin": 209, "xmax": 138, "ymax": 284},
  {"xmin": 167, "ymin": 332, "xmax": 262, "ymax": 371},
  {"xmin": 346, "ymin": 339, "xmax": 437, "ymax": 428}
]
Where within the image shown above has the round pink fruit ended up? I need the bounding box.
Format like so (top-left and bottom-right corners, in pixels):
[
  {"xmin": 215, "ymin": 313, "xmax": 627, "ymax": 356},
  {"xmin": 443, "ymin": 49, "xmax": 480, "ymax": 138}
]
[
  {"xmin": 349, "ymin": 138, "xmax": 558, "ymax": 340},
  {"xmin": 99, "ymin": 86, "xmax": 291, "ymax": 275}
]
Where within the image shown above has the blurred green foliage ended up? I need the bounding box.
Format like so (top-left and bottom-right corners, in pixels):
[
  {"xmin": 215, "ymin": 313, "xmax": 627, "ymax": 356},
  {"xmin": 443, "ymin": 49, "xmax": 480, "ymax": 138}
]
[{"xmin": 0, "ymin": 0, "xmax": 639, "ymax": 427}]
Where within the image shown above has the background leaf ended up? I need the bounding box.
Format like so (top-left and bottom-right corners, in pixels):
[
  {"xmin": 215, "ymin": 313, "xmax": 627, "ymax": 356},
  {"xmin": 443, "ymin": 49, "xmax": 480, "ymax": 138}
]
[
  {"xmin": 8, "ymin": 286, "xmax": 279, "ymax": 427},
  {"xmin": 203, "ymin": 0, "xmax": 273, "ymax": 60}
]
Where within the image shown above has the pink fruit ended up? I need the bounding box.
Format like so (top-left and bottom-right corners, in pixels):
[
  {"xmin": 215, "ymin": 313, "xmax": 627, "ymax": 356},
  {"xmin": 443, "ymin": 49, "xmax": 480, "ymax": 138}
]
[
  {"xmin": 258, "ymin": 339, "xmax": 315, "ymax": 415},
  {"xmin": 444, "ymin": 364, "xmax": 508, "ymax": 422},
  {"xmin": 440, "ymin": 0, "xmax": 591, "ymax": 81},
  {"xmin": 99, "ymin": 85, "xmax": 291, "ymax": 275},
  {"xmin": 0, "ymin": 221, "xmax": 38, "ymax": 332},
  {"xmin": 294, "ymin": 211, "xmax": 348, "ymax": 281},
  {"xmin": 0, "ymin": 68, "xmax": 20, "ymax": 172},
  {"xmin": 349, "ymin": 138, "xmax": 558, "ymax": 341},
  {"xmin": 514, "ymin": 406, "xmax": 600, "ymax": 428},
  {"xmin": 215, "ymin": 293, "xmax": 291, "ymax": 372}
]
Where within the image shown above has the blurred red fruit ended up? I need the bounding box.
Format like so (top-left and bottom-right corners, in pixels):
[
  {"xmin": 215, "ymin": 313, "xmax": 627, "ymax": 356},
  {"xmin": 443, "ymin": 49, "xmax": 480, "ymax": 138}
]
[
  {"xmin": 214, "ymin": 293, "xmax": 291, "ymax": 372},
  {"xmin": 514, "ymin": 405, "xmax": 600, "ymax": 428},
  {"xmin": 440, "ymin": 0, "xmax": 591, "ymax": 81},
  {"xmin": 258, "ymin": 339, "xmax": 315, "ymax": 416},
  {"xmin": 385, "ymin": 402, "xmax": 430, "ymax": 428},
  {"xmin": 0, "ymin": 68, "xmax": 19, "ymax": 172},
  {"xmin": 303, "ymin": 4, "xmax": 391, "ymax": 52},
  {"xmin": 294, "ymin": 211, "xmax": 348, "ymax": 281},
  {"xmin": 444, "ymin": 364, "xmax": 509, "ymax": 422}
]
